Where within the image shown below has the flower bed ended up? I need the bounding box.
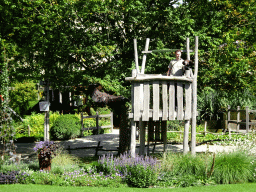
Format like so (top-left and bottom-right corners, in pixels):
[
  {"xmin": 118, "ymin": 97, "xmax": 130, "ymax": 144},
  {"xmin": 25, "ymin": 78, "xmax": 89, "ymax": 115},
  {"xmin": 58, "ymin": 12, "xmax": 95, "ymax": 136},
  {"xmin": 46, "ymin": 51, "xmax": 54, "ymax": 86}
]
[{"xmin": 0, "ymin": 133, "xmax": 256, "ymax": 188}]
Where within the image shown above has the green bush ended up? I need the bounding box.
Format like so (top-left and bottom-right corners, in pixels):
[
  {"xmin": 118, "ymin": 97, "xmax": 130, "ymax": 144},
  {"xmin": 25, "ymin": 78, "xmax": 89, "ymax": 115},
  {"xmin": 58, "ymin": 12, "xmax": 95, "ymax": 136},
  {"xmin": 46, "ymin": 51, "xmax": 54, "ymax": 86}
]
[
  {"xmin": 9, "ymin": 80, "xmax": 40, "ymax": 117},
  {"xmin": 212, "ymin": 151, "xmax": 256, "ymax": 184},
  {"xmin": 50, "ymin": 114, "xmax": 81, "ymax": 140},
  {"xmin": 125, "ymin": 164, "xmax": 158, "ymax": 188},
  {"xmin": 15, "ymin": 112, "xmax": 61, "ymax": 140}
]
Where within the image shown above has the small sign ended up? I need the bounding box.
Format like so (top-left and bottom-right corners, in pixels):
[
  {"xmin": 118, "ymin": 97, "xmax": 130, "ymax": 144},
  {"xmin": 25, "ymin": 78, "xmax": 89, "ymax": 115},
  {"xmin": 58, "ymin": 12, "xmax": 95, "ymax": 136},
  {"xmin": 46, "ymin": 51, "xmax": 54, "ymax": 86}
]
[{"xmin": 39, "ymin": 101, "xmax": 50, "ymax": 111}]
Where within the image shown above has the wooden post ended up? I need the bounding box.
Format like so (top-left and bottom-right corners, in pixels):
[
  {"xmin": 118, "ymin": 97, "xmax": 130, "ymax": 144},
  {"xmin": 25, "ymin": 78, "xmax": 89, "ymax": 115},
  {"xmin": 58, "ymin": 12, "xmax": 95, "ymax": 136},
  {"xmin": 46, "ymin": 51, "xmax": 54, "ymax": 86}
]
[
  {"xmin": 130, "ymin": 120, "xmax": 136, "ymax": 157},
  {"xmin": 246, "ymin": 106, "xmax": 249, "ymax": 133},
  {"xmin": 130, "ymin": 69, "xmax": 137, "ymax": 157},
  {"xmin": 81, "ymin": 113, "xmax": 84, "ymax": 137},
  {"xmin": 134, "ymin": 39, "xmax": 140, "ymax": 74},
  {"xmin": 110, "ymin": 112, "xmax": 113, "ymax": 133},
  {"xmin": 204, "ymin": 121, "xmax": 207, "ymax": 136},
  {"xmin": 96, "ymin": 111, "xmax": 99, "ymax": 135},
  {"xmin": 28, "ymin": 125, "xmax": 30, "ymax": 137},
  {"xmin": 237, "ymin": 106, "xmax": 240, "ymax": 132},
  {"xmin": 186, "ymin": 38, "xmax": 190, "ymax": 60},
  {"xmin": 141, "ymin": 38, "xmax": 150, "ymax": 74},
  {"xmin": 183, "ymin": 120, "xmax": 190, "ymax": 154},
  {"xmin": 139, "ymin": 120, "xmax": 145, "ymax": 156},
  {"xmin": 227, "ymin": 105, "xmax": 231, "ymax": 137},
  {"xmin": 191, "ymin": 36, "xmax": 198, "ymax": 155},
  {"xmin": 44, "ymin": 79, "xmax": 50, "ymax": 141}
]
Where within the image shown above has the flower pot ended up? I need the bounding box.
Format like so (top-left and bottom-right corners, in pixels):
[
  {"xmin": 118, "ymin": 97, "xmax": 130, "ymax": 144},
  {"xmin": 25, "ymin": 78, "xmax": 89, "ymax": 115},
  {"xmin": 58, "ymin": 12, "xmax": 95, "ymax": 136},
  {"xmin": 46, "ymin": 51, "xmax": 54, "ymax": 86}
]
[{"xmin": 38, "ymin": 153, "xmax": 51, "ymax": 171}]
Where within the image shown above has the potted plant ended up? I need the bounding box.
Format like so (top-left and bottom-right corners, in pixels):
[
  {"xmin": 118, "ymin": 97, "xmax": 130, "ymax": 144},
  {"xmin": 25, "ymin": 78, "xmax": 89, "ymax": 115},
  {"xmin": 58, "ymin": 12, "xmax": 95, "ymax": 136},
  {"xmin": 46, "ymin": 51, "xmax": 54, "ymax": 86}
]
[{"xmin": 33, "ymin": 141, "xmax": 58, "ymax": 171}]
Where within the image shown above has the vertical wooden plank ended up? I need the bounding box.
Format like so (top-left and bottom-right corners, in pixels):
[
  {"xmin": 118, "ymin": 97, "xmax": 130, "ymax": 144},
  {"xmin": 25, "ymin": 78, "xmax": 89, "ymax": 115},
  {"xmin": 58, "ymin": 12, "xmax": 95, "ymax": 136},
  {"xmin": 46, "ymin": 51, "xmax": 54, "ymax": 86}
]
[
  {"xmin": 153, "ymin": 81, "xmax": 159, "ymax": 121},
  {"xmin": 142, "ymin": 82, "xmax": 150, "ymax": 121},
  {"xmin": 134, "ymin": 83, "xmax": 140, "ymax": 121},
  {"xmin": 162, "ymin": 81, "xmax": 168, "ymax": 121},
  {"xmin": 237, "ymin": 106, "xmax": 240, "ymax": 132},
  {"xmin": 228, "ymin": 105, "xmax": 231, "ymax": 137},
  {"xmin": 177, "ymin": 82, "xmax": 183, "ymax": 120},
  {"xmin": 246, "ymin": 106, "xmax": 249, "ymax": 133},
  {"xmin": 169, "ymin": 81, "xmax": 175, "ymax": 120},
  {"xmin": 185, "ymin": 82, "xmax": 192, "ymax": 120}
]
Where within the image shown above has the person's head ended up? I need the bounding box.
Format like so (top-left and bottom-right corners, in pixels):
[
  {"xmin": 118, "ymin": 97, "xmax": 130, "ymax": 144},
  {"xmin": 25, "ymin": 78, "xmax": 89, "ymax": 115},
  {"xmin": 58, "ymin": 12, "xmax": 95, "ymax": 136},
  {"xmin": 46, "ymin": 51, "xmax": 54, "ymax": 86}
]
[{"xmin": 175, "ymin": 50, "xmax": 182, "ymax": 60}]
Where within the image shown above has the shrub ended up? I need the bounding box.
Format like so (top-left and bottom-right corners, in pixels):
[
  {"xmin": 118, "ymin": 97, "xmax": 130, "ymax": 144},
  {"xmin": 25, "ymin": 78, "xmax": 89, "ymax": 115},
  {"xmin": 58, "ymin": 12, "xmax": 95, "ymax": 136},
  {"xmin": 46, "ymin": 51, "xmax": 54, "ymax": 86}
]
[
  {"xmin": 212, "ymin": 151, "xmax": 256, "ymax": 184},
  {"xmin": 50, "ymin": 114, "xmax": 81, "ymax": 140},
  {"xmin": 19, "ymin": 112, "xmax": 44, "ymax": 139},
  {"xmin": 125, "ymin": 164, "xmax": 158, "ymax": 188}
]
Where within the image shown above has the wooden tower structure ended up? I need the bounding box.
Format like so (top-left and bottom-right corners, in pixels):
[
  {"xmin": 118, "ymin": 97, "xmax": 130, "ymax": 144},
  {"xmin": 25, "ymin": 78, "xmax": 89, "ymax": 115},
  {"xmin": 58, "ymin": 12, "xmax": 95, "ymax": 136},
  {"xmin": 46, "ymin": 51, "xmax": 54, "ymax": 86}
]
[{"xmin": 125, "ymin": 37, "xmax": 199, "ymax": 157}]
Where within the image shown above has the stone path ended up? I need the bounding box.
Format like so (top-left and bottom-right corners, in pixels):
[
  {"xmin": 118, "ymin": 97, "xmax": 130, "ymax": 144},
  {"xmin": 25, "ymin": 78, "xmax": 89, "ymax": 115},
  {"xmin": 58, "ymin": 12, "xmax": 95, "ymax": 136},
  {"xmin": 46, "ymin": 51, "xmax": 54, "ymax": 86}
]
[{"xmin": 15, "ymin": 129, "xmax": 237, "ymax": 160}]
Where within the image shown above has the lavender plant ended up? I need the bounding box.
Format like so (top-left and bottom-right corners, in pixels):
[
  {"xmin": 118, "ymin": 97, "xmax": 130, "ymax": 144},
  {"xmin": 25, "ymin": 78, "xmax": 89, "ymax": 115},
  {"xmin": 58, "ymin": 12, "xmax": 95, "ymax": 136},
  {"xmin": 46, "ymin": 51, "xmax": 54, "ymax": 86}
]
[{"xmin": 97, "ymin": 152, "xmax": 159, "ymax": 188}]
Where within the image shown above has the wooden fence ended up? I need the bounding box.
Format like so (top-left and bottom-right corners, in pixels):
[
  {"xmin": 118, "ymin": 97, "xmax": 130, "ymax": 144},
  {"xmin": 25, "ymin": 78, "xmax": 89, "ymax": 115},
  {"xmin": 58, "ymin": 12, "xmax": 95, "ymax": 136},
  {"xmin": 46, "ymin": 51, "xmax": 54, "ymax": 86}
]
[
  {"xmin": 227, "ymin": 106, "xmax": 256, "ymax": 135},
  {"xmin": 80, "ymin": 112, "xmax": 113, "ymax": 136}
]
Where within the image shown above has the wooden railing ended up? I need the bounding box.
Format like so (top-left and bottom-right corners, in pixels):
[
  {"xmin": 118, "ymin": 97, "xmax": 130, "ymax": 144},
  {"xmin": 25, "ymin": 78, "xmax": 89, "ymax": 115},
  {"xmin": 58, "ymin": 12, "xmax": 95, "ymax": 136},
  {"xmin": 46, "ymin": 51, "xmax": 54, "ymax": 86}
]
[
  {"xmin": 227, "ymin": 106, "xmax": 256, "ymax": 134},
  {"xmin": 126, "ymin": 74, "xmax": 193, "ymax": 121},
  {"xmin": 80, "ymin": 112, "xmax": 113, "ymax": 136}
]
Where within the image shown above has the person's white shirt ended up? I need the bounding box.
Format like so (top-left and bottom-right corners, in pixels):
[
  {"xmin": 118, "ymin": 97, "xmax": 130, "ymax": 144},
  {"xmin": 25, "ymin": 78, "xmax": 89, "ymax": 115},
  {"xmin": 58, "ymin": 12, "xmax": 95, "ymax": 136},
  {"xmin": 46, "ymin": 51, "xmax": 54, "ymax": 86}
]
[{"xmin": 168, "ymin": 59, "xmax": 184, "ymax": 76}]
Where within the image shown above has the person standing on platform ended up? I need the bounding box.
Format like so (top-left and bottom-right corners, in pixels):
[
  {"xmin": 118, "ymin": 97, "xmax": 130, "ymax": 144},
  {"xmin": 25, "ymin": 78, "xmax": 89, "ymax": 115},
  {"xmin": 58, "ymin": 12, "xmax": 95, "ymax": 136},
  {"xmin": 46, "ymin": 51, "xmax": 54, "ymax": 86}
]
[{"xmin": 167, "ymin": 50, "xmax": 185, "ymax": 76}]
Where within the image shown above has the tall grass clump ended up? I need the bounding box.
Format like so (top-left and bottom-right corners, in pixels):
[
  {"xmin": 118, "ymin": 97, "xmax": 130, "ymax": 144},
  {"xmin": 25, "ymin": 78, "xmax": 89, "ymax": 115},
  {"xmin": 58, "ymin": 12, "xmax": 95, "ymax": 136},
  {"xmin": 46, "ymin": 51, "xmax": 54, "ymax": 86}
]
[
  {"xmin": 161, "ymin": 153, "xmax": 208, "ymax": 177},
  {"xmin": 97, "ymin": 152, "xmax": 159, "ymax": 188},
  {"xmin": 212, "ymin": 151, "xmax": 256, "ymax": 184},
  {"xmin": 158, "ymin": 152, "xmax": 214, "ymax": 187}
]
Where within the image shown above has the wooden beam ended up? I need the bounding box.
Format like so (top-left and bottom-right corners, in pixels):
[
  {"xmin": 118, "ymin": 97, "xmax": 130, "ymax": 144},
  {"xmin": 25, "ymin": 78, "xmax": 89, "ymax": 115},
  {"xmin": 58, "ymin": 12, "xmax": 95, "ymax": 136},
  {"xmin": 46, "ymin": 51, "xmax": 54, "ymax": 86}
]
[
  {"xmin": 162, "ymin": 81, "xmax": 168, "ymax": 121},
  {"xmin": 125, "ymin": 75, "xmax": 193, "ymax": 82},
  {"xmin": 153, "ymin": 81, "xmax": 160, "ymax": 121},
  {"xmin": 142, "ymin": 82, "xmax": 150, "ymax": 121},
  {"xmin": 169, "ymin": 81, "xmax": 175, "ymax": 120},
  {"xmin": 142, "ymin": 49, "xmax": 193, "ymax": 54},
  {"xmin": 177, "ymin": 82, "xmax": 183, "ymax": 120}
]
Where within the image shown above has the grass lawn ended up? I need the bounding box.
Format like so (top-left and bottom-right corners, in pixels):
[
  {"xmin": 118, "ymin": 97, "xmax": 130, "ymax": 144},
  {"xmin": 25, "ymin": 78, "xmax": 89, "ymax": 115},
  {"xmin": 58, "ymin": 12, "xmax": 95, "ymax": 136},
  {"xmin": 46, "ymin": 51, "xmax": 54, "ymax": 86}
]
[{"xmin": 1, "ymin": 183, "xmax": 256, "ymax": 192}]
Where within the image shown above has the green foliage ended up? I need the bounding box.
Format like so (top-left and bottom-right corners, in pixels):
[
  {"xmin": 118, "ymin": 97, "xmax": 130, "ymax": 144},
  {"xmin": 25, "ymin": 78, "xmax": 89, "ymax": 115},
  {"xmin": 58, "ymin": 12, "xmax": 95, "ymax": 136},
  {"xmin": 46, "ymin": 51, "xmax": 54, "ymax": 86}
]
[
  {"xmin": 125, "ymin": 164, "xmax": 158, "ymax": 188},
  {"xmin": 18, "ymin": 168, "xmax": 125, "ymax": 187},
  {"xmin": 50, "ymin": 114, "xmax": 81, "ymax": 140},
  {"xmin": 161, "ymin": 153, "xmax": 208, "ymax": 177},
  {"xmin": 19, "ymin": 112, "xmax": 45, "ymax": 139},
  {"xmin": 213, "ymin": 151, "xmax": 256, "ymax": 184},
  {"xmin": 15, "ymin": 112, "xmax": 60, "ymax": 140},
  {"xmin": 9, "ymin": 80, "xmax": 39, "ymax": 117}
]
